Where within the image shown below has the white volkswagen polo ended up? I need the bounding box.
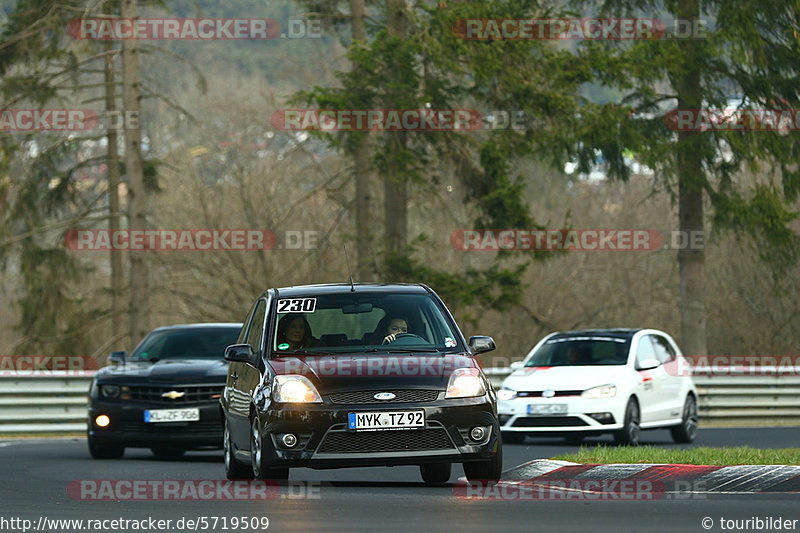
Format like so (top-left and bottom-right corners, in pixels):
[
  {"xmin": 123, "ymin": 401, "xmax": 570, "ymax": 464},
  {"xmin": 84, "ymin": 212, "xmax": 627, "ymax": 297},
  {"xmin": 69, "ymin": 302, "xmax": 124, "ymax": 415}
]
[{"xmin": 497, "ymin": 328, "xmax": 698, "ymax": 445}]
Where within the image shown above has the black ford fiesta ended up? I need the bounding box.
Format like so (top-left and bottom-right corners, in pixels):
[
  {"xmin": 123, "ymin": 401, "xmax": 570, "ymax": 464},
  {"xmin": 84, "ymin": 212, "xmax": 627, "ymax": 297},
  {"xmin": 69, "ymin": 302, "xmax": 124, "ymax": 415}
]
[
  {"xmin": 221, "ymin": 283, "xmax": 502, "ymax": 484},
  {"xmin": 87, "ymin": 323, "xmax": 241, "ymax": 459}
]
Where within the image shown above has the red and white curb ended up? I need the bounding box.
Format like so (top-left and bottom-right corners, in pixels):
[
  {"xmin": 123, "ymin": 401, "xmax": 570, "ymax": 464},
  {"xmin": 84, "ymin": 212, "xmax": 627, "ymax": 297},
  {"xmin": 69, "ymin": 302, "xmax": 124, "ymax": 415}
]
[{"xmin": 498, "ymin": 459, "xmax": 800, "ymax": 494}]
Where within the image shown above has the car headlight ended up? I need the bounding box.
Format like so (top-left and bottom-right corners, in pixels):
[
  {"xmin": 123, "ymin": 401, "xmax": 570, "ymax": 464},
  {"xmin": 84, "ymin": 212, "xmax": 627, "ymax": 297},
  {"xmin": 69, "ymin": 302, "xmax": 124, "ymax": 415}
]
[
  {"xmin": 445, "ymin": 368, "xmax": 486, "ymax": 399},
  {"xmin": 273, "ymin": 375, "xmax": 322, "ymax": 403},
  {"xmin": 100, "ymin": 384, "xmax": 120, "ymax": 399},
  {"xmin": 582, "ymin": 384, "xmax": 617, "ymax": 399},
  {"xmin": 497, "ymin": 387, "xmax": 517, "ymax": 401}
]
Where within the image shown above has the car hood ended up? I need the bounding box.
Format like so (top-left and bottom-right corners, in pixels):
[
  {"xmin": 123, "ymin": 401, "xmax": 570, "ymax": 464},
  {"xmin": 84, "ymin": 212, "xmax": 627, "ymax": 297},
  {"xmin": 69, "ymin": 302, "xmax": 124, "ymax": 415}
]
[
  {"xmin": 95, "ymin": 358, "xmax": 228, "ymax": 384},
  {"xmin": 269, "ymin": 353, "xmax": 478, "ymax": 392},
  {"xmin": 502, "ymin": 365, "xmax": 631, "ymax": 392}
]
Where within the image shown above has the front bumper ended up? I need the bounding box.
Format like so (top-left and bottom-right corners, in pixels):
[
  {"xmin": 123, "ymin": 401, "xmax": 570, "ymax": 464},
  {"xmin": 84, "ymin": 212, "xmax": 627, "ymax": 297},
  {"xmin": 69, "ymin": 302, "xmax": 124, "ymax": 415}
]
[
  {"xmin": 254, "ymin": 395, "xmax": 500, "ymax": 468},
  {"xmin": 498, "ymin": 396, "xmax": 624, "ymax": 433},
  {"xmin": 88, "ymin": 400, "xmax": 223, "ymax": 449}
]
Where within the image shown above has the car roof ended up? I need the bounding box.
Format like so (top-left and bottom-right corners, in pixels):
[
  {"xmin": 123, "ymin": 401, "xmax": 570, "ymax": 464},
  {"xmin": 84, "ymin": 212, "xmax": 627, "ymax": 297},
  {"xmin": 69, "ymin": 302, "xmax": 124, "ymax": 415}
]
[
  {"xmin": 268, "ymin": 283, "xmax": 430, "ymax": 298},
  {"xmin": 151, "ymin": 323, "xmax": 243, "ymax": 332},
  {"xmin": 550, "ymin": 328, "xmax": 643, "ymax": 339}
]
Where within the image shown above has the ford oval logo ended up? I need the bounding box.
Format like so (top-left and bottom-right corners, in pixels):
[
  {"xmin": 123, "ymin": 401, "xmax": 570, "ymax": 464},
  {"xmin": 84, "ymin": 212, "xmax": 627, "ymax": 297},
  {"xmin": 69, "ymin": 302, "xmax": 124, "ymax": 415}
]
[
  {"xmin": 374, "ymin": 392, "xmax": 396, "ymax": 401},
  {"xmin": 542, "ymin": 389, "xmax": 555, "ymax": 398}
]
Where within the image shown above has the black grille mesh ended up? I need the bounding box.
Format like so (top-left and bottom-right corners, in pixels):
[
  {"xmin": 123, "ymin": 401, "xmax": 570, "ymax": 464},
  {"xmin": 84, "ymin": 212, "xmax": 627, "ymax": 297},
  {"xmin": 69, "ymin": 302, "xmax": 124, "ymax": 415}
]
[
  {"xmin": 317, "ymin": 428, "xmax": 453, "ymax": 454},
  {"xmin": 512, "ymin": 416, "xmax": 589, "ymax": 427},
  {"xmin": 328, "ymin": 390, "xmax": 439, "ymax": 404},
  {"xmin": 128, "ymin": 386, "xmax": 221, "ymax": 405}
]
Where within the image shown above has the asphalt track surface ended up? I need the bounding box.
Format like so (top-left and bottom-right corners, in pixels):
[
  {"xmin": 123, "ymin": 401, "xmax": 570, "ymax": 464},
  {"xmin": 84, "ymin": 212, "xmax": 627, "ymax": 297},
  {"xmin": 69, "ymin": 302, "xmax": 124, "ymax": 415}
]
[{"xmin": 1, "ymin": 428, "xmax": 798, "ymax": 533}]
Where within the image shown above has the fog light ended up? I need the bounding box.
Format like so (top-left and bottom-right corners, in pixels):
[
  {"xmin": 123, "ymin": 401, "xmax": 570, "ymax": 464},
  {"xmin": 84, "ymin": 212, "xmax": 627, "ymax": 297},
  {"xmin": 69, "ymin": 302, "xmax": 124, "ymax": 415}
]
[
  {"xmin": 469, "ymin": 426, "xmax": 486, "ymax": 441},
  {"xmin": 281, "ymin": 433, "xmax": 298, "ymax": 448},
  {"xmin": 95, "ymin": 414, "xmax": 110, "ymax": 428},
  {"xmin": 588, "ymin": 412, "xmax": 615, "ymax": 424}
]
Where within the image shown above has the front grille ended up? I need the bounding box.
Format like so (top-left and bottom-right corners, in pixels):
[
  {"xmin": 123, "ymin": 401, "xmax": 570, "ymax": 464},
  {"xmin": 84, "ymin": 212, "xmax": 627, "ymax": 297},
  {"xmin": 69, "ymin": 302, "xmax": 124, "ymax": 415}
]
[
  {"xmin": 512, "ymin": 416, "xmax": 588, "ymax": 427},
  {"xmin": 328, "ymin": 390, "xmax": 439, "ymax": 404},
  {"xmin": 128, "ymin": 386, "xmax": 221, "ymax": 405},
  {"xmin": 317, "ymin": 428, "xmax": 453, "ymax": 454},
  {"xmin": 517, "ymin": 390, "xmax": 583, "ymax": 397}
]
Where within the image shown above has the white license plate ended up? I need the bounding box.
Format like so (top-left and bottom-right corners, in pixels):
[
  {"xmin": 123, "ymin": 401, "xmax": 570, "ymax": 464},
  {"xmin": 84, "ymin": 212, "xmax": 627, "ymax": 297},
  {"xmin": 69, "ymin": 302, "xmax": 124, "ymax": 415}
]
[
  {"xmin": 144, "ymin": 408, "xmax": 199, "ymax": 423},
  {"xmin": 527, "ymin": 403, "xmax": 568, "ymax": 415},
  {"xmin": 348, "ymin": 410, "xmax": 424, "ymax": 431}
]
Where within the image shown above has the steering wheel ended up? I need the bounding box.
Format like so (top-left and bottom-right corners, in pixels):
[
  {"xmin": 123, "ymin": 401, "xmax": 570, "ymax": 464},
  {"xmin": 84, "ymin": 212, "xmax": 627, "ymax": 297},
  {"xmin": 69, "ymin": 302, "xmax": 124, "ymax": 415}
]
[{"xmin": 382, "ymin": 333, "xmax": 426, "ymax": 345}]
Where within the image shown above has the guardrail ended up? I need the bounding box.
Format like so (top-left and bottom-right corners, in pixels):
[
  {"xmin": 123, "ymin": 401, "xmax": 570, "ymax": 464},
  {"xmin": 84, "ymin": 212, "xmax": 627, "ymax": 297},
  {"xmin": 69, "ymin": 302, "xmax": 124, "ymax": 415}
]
[{"xmin": 0, "ymin": 367, "xmax": 798, "ymax": 435}]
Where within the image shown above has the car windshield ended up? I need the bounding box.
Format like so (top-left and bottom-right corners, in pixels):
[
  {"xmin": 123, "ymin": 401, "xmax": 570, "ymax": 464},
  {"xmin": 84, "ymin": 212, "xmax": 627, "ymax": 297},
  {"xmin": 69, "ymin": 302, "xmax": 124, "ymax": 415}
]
[
  {"xmin": 525, "ymin": 336, "xmax": 631, "ymax": 367},
  {"xmin": 271, "ymin": 291, "xmax": 462, "ymax": 355},
  {"xmin": 130, "ymin": 327, "xmax": 240, "ymax": 361}
]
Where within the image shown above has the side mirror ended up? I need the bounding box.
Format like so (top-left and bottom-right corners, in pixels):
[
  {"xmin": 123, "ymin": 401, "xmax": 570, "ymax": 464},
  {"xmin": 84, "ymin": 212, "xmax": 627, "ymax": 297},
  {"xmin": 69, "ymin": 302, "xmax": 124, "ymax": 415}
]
[
  {"xmin": 510, "ymin": 361, "xmax": 524, "ymax": 371},
  {"xmin": 225, "ymin": 344, "xmax": 256, "ymax": 363},
  {"xmin": 468, "ymin": 335, "xmax": 496, "ymax": 355},
  {"xmin": 636, "ymin": 358, "xmax": 660, "ymax": 371},
  {"xmin": 109, "ymin": 351, "xmax": 126, "ymax": 365}
]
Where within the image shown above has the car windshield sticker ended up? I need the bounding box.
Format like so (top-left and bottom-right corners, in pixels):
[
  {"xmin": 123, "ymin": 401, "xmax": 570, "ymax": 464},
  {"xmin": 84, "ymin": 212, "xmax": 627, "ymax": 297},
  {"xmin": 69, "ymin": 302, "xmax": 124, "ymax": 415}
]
[
  {"xmin": 278, "ymin": 343, "xmax": 290, "ymax": 350},
  {"xmin": 444, "ymin": 337, "xmax": 457, "ymax": 348},
  {"xmin": 277, "ymin": 298, "xmax": 317, "ymax": 313}
]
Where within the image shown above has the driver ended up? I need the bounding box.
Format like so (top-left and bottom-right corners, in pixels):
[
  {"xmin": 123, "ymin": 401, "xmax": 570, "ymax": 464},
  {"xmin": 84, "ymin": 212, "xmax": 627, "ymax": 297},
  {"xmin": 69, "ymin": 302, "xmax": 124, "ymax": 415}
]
[{"xmin": 382, "ymin": 317, "xmax": 409, "ymax": 344}]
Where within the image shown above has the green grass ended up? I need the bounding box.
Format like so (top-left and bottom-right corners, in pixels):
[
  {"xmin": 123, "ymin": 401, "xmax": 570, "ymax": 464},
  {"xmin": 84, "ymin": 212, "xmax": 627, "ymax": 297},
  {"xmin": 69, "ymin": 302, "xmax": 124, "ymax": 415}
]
[{"xmin": 552, "ymin": 445, "xmax": 800, "ymax": 466}]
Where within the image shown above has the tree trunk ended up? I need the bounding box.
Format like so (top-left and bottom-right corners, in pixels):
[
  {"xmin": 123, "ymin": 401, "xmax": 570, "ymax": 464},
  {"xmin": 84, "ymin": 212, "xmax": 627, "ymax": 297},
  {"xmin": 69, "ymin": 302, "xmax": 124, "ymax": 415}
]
[
  {"xmin": 383, "ymin": 0, "xmax": 408, "ymax": 264},
  {"xmin": 121, "ymin": 0, "xmax": 149, "ymax": 344},
  {"xmin": 350, "ymin": 0, "xmax": 377, "ymax": 280},
  {"xmin": 104, "ymin": 40, "xmax": 124, "ymax": 349},
  {"xmin": 676, "ymin": 0, "xmax": 706, "ymax": 356}
]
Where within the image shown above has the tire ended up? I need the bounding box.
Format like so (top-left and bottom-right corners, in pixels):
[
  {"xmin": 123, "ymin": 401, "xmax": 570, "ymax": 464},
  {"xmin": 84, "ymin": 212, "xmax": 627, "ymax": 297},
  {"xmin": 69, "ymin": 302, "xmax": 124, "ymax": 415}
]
[
  {"xmin": 563, "ymin": 434, "xmax": 584, "ymax": 445},
  {"xmin": 463, "ymin": 440, "xmax": 503, "ymax": 484},
  {"xmin": 670, "ymin": 395, "xmax": 698, "ymax": 443},
  {"xmin": 151, "ymin": 447, "xmax": 185, "ymax": 459},
  {"xmin": 420, "ymin": 462, "xmax": 451, "ymax": 485},
  {"xmin": 613, "ymin": 399, "xmax": 640, "ymax": 446},
  {"xmin": 88, "ymin": 434, "xmax": 124, "ymax": 459},
  {"xmin": 501, "ymin": 431, "xmax": 525, "ymax": 444},
  {"xmin": 250, "ymin": 416, "xmax": 289, "ymax": 481},
  {"xmin": 224, "ymin": 417, "xmax": 253, "ymax": 480}
]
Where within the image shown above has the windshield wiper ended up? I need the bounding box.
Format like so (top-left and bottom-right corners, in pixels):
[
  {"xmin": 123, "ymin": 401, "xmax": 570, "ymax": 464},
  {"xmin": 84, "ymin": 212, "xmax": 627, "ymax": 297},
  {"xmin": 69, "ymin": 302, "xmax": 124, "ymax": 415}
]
[{"xmin": 286, "ymin": 349, "xmax": 336, "ymax": 356}]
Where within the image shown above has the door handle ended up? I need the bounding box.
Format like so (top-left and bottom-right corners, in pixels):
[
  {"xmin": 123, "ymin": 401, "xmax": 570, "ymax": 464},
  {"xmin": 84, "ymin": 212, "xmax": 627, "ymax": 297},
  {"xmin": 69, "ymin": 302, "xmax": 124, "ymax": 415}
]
[{"xmin": 231, "ymin": 373, "xmax": 239, "ymax": 381}]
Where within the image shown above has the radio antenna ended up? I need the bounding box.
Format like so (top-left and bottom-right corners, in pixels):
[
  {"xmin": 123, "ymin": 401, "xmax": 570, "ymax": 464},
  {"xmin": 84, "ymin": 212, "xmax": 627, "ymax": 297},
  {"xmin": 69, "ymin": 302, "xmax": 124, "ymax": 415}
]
[{"xmin": 344, "ymin": 245, "xmax": 355, "ymax": 292}]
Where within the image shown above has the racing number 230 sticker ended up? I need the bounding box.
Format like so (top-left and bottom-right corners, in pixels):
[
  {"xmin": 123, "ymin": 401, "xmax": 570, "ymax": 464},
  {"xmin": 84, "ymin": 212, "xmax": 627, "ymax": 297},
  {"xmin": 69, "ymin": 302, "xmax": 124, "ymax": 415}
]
[{"xmin": 277, "ymin": 298, "xmax": 317, "ymax": 313}]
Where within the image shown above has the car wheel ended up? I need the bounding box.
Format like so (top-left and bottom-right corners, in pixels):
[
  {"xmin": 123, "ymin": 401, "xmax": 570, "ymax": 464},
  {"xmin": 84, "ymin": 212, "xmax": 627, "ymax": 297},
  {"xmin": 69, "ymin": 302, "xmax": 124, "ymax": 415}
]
[
  {"xmin": 563, "ymin": 434, "xmax": 584, "ymax": 445},
  {"xmin": 670, "ymin": 395, "xmax": 698, "ymax": 443},
  {"xmin": 420, "ymin": 463, "xmax": 451, "ymax": 485},
  {"xmin": 250, "ymin": 415, "xmax": 289, "ymax": 481},
  {"xmin": 463, "ymin": 440, "xmax": 503, "ymax": 484},
  {"xmin": 613, "ymin": 399, "xmax": 640, "ymax": 446},
  {"xmin": 224, "ymin": 417, "xmax": 253, "ymax": 480},
  {"xmin": 501, "ymin": 431, "xmax": 525, "ymax": 444},
  {"xmin": 88, "ymin": 434, "xmax": 124, "ymax": 459},
  {"xmin": 151, "ymin": 447, "xmax": 185, "ymax": 459}
]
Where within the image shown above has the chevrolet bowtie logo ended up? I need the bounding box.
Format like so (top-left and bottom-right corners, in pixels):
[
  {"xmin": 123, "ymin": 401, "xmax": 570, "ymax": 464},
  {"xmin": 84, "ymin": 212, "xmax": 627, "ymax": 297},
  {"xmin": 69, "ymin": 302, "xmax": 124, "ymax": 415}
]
[{"xmin": 161, "ymin": 390, "xmax": 185, "ymax": 400}]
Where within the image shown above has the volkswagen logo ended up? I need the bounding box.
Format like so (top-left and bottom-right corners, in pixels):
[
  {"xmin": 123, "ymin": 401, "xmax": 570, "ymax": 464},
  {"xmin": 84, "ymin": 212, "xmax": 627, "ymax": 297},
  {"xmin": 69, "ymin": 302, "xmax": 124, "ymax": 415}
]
[
  {"xmin": 374, "ymin": 392, "xmax": 396, "ymax": 401},
  {"xmin": 161, "ymin": 390, "xmax": 185, "ymax": 400},
  {"xmin": 542, "ymin": 389, "xmax": 555, "ymax": 398}
]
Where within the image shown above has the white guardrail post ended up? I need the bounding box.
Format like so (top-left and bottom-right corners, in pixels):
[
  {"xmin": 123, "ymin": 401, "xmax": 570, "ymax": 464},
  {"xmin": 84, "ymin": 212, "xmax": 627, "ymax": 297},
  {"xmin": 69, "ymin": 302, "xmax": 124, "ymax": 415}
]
[{"xmin": 0, "ymin": 367, "xmax": 799, "ymax": 434}]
